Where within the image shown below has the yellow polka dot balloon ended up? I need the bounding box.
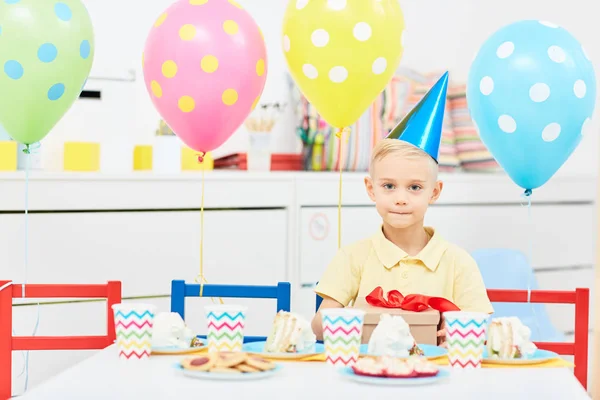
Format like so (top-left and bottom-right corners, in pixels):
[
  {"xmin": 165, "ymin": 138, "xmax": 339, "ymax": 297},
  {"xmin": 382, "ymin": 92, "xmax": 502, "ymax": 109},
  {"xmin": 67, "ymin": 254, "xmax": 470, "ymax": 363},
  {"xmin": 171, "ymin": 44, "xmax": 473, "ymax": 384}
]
[{"xmin": 283, "ymin": 0, "xmax": 405, "ymax": 128}]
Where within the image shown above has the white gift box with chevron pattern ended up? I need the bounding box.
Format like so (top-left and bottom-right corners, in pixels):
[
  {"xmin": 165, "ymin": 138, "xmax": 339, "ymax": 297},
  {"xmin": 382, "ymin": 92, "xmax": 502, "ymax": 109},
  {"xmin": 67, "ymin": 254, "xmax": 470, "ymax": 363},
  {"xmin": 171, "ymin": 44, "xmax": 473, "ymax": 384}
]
[
  {"xmin": 321, "ymin": 308, "xmax": 365, "ymax": 367},
  {"xmin": 205, "ymin": 305, "xmax": 248, "ymax": 352},
  {"xmin": 112, "ymin": 304, "xmax": 157, "ymax": 360},
  {"xmin": 444, "ymin": 311, "xmax": 489, "ymax": 369}
]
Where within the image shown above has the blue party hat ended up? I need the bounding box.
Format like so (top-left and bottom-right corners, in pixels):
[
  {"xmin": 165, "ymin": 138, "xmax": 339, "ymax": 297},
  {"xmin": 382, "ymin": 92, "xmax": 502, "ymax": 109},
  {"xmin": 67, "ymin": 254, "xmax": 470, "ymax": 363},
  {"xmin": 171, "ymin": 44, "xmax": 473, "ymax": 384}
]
[{"xmin": 386, "ymin": 71, "xmax": 449, "ymax": 162}]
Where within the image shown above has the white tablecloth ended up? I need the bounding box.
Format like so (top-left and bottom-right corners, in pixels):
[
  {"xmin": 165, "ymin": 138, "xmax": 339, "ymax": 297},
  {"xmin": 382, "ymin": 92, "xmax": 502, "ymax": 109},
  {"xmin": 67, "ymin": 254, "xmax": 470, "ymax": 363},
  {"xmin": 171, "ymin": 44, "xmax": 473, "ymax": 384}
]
[{"xmin": 18, "ymin": 345, "xmax": 590, "ymax": 400}]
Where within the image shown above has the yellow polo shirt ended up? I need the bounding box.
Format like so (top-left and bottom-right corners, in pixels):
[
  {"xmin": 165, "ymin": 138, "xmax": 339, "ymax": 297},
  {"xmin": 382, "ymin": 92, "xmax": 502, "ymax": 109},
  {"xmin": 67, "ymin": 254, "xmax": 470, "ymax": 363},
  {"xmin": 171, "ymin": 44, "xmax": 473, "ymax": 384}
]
[{"xmin": 315, "ymin": 227, "xmax": 493, "ymax": 313}]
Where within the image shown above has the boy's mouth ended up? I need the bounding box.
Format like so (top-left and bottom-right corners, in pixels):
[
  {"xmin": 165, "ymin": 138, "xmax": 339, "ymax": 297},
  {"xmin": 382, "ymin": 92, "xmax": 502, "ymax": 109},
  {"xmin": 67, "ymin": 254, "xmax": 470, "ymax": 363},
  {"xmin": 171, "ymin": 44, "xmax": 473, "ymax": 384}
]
[{"xmin": 390, "ymin": 211, "xmax": 412, "ymax": 215}]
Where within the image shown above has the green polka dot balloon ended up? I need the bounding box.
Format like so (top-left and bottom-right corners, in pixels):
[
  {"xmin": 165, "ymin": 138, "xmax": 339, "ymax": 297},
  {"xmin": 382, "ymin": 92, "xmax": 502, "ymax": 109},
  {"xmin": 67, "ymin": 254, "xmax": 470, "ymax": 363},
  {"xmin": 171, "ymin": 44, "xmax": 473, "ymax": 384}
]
[{"xmin": 0, "ymin": 0, "xmax": 94, "ymax": 145}]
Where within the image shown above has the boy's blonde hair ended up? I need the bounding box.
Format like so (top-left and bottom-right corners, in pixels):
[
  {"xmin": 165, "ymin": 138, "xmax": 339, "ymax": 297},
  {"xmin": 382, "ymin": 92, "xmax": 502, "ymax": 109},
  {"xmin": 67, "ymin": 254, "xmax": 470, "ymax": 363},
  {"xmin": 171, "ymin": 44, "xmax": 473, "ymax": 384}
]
[{"xmin": 369, "ymin": 138, "xmax": 438, "ymax": 178}]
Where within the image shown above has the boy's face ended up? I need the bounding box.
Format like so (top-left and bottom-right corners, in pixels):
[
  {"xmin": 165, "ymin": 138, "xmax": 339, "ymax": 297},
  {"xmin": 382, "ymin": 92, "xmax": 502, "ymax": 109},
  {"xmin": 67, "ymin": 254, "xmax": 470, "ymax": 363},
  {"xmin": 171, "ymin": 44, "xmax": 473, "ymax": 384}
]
[{"xmin": 364, "ymin": 153, "xmax": 443, "ymax": 230}]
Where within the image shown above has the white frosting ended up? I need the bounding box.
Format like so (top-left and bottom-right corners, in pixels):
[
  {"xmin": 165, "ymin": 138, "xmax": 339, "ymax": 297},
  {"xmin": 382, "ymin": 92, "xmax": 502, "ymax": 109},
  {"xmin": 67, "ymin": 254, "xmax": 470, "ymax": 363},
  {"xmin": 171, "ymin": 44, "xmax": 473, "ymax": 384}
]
[
  {"xmin": 151, "ymin": 312, "xmax": 195, "ymax": 348},
  {"xmin": 294, "ymin": 315, "xmax": 317, "ymax": 352},
  {"xmin": 266, "ymin": 311, "xmax": 316, "ymax": 353},
  {"xmin": 367, "ymin": 314, "xmax": 416, "ymax": 357}
]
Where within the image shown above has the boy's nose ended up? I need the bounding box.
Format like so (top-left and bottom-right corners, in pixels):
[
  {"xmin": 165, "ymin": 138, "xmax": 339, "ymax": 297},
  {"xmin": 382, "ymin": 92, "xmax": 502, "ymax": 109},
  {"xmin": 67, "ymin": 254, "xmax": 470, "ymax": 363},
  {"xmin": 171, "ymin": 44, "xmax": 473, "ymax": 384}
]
[{"xmin": 394, "ymin": 197, "xmax": 408, "ymax": 206}]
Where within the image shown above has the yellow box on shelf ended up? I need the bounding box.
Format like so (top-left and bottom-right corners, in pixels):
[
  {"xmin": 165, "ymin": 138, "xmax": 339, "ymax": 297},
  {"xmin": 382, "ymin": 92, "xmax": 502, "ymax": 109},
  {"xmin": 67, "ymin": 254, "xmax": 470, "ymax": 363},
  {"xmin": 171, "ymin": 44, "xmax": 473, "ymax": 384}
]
[
  {"xmin": 0, "ymin": 141, "xmax": 18, "ymax": 171},
  {"xmin": 133, "ymin": 145, "xmax": 153, "ymax": 171},
  {"xmin": 63, "ymin": 142, "xmax": 100, "ymax": 172},
  {"xmin": 181, "ymin": 147, "xmax": 213, "ymax": 171}
]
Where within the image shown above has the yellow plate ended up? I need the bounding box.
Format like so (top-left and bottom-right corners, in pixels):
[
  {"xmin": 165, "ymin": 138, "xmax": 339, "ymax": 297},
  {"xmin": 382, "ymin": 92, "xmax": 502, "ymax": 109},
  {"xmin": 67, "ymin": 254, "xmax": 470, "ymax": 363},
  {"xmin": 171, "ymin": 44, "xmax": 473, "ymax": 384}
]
[{"xmin": 152, "ymin": 346, "xmax": 207, "ymax": 356}]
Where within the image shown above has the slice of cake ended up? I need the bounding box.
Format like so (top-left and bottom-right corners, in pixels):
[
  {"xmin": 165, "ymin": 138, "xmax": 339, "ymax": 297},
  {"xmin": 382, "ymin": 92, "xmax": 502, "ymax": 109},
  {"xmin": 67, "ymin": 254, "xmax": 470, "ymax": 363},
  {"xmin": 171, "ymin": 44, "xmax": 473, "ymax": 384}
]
[
  {"xmin": 367, "ymin": 314, "xmax": 423, "ymax": 357},
  {"xmin": 486, "ymin": 317, "xmax": 537, "ymax": 359},
  {"xmin": 265, "ymin": 311, "xmax": 317, "ymax": 353}
]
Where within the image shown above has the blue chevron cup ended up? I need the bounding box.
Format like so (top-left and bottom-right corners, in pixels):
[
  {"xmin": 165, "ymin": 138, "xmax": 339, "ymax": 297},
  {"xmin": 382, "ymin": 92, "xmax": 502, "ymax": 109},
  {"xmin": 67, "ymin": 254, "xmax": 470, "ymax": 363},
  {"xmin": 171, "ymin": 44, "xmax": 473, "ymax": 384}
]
[
  {"xmin": 321, "ymin": 308, "xmax": 365, "ymax": 367},
  {"xmin": 205, "ymin": 305, "xmax": 248, "ymax": 352},
  {"xmin": 443, "ymin": 312, "xmax": 489, "ymax": 369},
  {"xmin": 111, "ymin": 303, "xmax": 157, "ymax": 360}
]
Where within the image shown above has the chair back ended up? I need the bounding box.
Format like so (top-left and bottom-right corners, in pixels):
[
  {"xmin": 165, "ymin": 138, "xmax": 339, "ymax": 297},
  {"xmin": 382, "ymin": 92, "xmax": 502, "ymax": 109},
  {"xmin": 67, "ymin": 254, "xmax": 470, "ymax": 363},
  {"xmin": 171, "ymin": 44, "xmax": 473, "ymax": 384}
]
[
  {"xmin": 0, "ymin": 280, "xmax": 122, "ymax": 400},
  {"xmin": 170, "ymin": 280, "xmax": 291, "ymax": 343}
]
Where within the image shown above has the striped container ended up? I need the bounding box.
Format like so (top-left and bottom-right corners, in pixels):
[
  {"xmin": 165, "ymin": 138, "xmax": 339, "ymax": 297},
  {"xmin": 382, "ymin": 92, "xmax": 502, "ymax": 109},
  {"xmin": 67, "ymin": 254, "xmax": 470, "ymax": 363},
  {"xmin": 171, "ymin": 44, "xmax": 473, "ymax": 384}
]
[
  {"xmin": 321, "ymin": 308, "xmax": 365, "ymax": 367},
  {"xmin": 444, "ymin": 311, "xmax": 489, "ymax": 369},
  {"xmin": 205, "ymin": 305, "xmax": 247, "ymax": 352},
  {"xmin": 112, "ymin": 304, "xmax": 156, "ymax": 360}
]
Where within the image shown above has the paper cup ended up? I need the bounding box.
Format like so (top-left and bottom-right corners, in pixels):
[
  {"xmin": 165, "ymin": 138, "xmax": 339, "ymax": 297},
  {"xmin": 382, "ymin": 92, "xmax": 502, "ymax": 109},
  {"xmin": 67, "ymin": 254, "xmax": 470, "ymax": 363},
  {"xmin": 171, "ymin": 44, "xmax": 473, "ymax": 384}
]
[
  {"xmin": 321, "ymin": 308, "xmax": 365, "ymax": 367},
  {"xmin": 112, "ymin": 303, "xmax": 157, "ymax": 360},
  {"xmin": 444, "ymin": 311, "xmax": 489, "ymax": 369},
  {"xmin": 205, "ymin": 305, "xmax": 247, "ymax": 352}
]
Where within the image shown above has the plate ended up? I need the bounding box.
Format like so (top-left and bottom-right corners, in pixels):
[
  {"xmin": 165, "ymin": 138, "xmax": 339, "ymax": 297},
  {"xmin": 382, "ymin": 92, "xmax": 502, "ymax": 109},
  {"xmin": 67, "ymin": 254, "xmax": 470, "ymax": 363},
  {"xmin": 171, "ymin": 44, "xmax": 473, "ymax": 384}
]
[
  {"xmin": 242, "ymin": 341, "xmax": 325, "ymax": 359},
  {"xmin": 242, "ymin": 342, "xmax": 448, "ymax": 360},
  {"xmin": 152, "ymin": 345, "xmax": 206, "ymax": 355},
  {"xmin": 338, "ymin": 366, "xmax": 451, "ymax": 386},
  {"xmin": 173, "ymin": 362, "xmax": 283, "ymax": 381},
  {"xmin": 482, "ymin": 348, "xmax": 559, "ymax": 365}
]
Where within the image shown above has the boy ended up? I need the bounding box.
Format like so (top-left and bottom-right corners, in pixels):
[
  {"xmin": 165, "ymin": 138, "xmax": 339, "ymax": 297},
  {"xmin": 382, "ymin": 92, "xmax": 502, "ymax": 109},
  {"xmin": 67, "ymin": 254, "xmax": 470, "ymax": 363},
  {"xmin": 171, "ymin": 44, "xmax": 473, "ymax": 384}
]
[{"xmin": 311, "ymin": 73, "xmax": 493, "ymax": 343}]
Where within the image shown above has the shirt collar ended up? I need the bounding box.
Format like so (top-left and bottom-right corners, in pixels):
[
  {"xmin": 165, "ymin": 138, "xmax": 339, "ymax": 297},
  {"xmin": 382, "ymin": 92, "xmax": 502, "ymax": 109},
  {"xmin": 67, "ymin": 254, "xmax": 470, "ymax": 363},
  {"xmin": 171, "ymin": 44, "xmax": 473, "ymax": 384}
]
[{"xmin": 371, "ymin": 226, "xmax": 448, "ymax": 271}]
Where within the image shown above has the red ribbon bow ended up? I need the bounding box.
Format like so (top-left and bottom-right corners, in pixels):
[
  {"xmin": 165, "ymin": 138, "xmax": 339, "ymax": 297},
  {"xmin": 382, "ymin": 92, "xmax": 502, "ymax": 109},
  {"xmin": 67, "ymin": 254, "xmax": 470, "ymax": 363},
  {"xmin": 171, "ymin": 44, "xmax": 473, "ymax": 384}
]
[{"xmin": 365, "ymin": 287, "xmax": 460, "ymax": 313}]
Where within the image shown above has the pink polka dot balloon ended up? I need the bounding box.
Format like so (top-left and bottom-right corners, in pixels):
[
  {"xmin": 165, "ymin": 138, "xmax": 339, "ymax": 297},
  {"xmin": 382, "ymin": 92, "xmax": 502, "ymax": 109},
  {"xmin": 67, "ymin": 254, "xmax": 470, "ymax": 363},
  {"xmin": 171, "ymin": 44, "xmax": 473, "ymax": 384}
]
[{"xmin": 142, "ymin": 0, "xmax": 267, "ymax": 153}]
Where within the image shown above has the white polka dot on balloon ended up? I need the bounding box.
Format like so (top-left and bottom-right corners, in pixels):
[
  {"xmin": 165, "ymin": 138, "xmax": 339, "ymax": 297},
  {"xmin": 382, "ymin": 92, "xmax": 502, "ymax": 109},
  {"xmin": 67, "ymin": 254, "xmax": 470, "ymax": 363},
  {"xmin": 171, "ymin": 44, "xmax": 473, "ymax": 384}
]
[
  {"xmin": 283, "ymin": 35, "xmax": 291, "ymax": 52},
  {"xmin": 496, "ymin": 41, "xmax": 514, "ymax": 59},
  {"xmin": 327, "ymin": 0, "xmax": 346, "ymax": 10},
  {"xmin": 574, "ymin": 80, "xmax": 587, "ymax": 98},
  {"xmin": 372, "ymin": 57, "xmax": 387, "ymax": 75},
  {"xmin": 296, "ymin": 0, "xmax": 309, "ymax": 9},
  {"xmin": 542, "ymin": 123, "xmax": 561, "ymax": 142},
  {"xmin": 539, "ymin": 21, "xmax": 559, "ymax": 28},
  {"xmin": 311, "ymin": 29, "xmax": 329, "ymax": 47},
  {"xmin": 303, "ymin": 64, "xmax": 318, "ymax": 79},
  {"xmin": 548, "ymin": 46, "xmax": 566, "ymax": 63},
  {"xmin": 581, "ymin": 118, "xmax": 592, "ymax": 136},
  {"xmin": 329, "ymin": 66, "xmax": 348, "ymax": 83},
  {"xmin": 529, "ymin": 83, "xmax": 550, "ymax": 103},
  {"xmin": 498, "ymin": 115, "xmax": 517, "ymax": 133},
  {"xmin": 479, "ymin": 76, "xmax": 494, "ymax": 95},
  {"xmin": 353, "ymin": 22, "xmax": 372, "ymax": 41}
]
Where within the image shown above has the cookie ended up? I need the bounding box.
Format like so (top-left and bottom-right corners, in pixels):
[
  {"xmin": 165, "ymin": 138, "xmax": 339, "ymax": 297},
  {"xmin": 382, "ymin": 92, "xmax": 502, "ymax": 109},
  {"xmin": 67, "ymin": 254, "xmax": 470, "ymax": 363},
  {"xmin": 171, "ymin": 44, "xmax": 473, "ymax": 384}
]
[
  {"xmin": 215, "ymin": 352, "xmax": 248, "ymax": 368},
  {"xmin": 209, "ymin": 367, "xmax": 242, "ymax": 374},
  {"xmin": 235, "ymin": 364, "xmax": 261, "ymax": 373},
  {"xmin": 246, "ymin": 356, "xmax": 276, "ymax": 371},
  {"xmin": 181, "ymin": 355, "xmax": 216, "ymax": 371}
]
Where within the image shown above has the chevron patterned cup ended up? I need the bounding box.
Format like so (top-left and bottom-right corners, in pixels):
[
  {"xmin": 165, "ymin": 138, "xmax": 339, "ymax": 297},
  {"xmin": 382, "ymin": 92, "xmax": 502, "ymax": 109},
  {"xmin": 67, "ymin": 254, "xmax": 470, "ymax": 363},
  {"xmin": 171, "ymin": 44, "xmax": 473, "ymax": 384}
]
[
  {"xmin": 112, "ymin": 303, "xmax": 157, "ymax": 361},
  {"xmin": 321, "ymin": 308, "xmax": 365, "ymax": 367},
  {"xmin": 444, "ymin": 311, "xmax": 489, "ymax": 369},
  {"xmin": 205, "ymin": 305, "xmax": 248, "ymax": 352}
]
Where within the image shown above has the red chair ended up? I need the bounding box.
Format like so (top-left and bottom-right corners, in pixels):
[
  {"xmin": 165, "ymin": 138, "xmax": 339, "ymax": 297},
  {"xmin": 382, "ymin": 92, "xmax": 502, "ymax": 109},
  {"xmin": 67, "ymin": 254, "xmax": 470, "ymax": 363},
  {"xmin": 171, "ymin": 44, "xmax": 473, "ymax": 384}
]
[
  {"xmin": 0, "ymin": 280, "xmax": 122, "ymax": 400},
  {"xmin": 487, "ymin": 288, "xmax": 589, "ymax": 389}
]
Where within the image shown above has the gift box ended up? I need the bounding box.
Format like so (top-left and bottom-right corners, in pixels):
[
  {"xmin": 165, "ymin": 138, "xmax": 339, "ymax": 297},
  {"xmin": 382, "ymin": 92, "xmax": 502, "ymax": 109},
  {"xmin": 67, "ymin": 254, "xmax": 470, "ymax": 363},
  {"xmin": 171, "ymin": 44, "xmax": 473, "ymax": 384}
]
[
  {"xmin": 133, "ymin": 145, "xmax": 153, "ymax": 171},
  {"xmin": 181, "ymin": 147, "xmax": 213, "ymax": 171},
  {"xmin": 352, "ymin": 297, "xmax": 440, "ymax": 345},
  {"xmin": 63, "ymin": 142, "xmax": 100, "ymax": 172},
  {"xmin": 0, "ymin": 141, "xmax": 18, "ymax": 171}
]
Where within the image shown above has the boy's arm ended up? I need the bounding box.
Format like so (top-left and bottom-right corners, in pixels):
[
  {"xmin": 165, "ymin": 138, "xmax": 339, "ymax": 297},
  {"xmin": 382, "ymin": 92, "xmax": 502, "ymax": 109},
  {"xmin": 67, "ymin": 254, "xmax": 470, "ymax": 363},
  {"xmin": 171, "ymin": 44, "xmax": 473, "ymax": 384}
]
[
  {"xmin": 311, "ymin": 248, "xmax": 360, "ymax": 339},
  {"xmin": 453, "ymin": 250, "xmax": 494, "ymax": 314},
  {"xmin": 311, "ymin": 297, "xmax": 344, "ymax": 341}
]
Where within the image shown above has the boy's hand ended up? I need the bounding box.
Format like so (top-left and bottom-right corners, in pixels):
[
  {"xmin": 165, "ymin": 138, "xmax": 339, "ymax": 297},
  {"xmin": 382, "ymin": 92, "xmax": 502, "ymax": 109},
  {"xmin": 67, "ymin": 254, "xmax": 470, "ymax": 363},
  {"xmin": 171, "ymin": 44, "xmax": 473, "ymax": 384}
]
[{"xmin": 437, "ymin": 319, "xmax": 447, "ymax": 348}]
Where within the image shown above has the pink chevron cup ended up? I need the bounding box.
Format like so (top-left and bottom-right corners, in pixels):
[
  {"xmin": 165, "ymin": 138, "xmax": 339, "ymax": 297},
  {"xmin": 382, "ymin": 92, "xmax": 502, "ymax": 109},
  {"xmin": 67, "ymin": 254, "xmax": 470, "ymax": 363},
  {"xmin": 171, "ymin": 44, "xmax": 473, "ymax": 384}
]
[
  {"xmin": 112, "ymin": 303, "xmax": 157, "ymax": 361},
  {"xmin": 321, "ymin": 308, "xmax": 365, "ymax": 367},
  {"xmin": 444, "ymin": 311, "xmax": 489, "ymax": 369},
  {"xmin": 205, "ymin": 305, "xmax": 248, "ymax": 352}
]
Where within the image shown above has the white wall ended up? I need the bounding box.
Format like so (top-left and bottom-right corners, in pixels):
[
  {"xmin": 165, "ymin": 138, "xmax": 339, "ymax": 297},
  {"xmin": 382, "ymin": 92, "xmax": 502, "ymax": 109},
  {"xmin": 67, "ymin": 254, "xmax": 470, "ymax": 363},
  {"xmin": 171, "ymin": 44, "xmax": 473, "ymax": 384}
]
[{"xmin": 38, "ymin": 0, "xmax": 600, "ymax": 175}]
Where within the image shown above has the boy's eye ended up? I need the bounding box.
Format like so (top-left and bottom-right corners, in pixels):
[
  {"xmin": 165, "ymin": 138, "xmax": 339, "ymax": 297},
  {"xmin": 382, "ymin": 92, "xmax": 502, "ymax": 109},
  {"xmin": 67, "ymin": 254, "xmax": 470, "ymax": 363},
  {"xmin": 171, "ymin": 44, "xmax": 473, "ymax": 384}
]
[
  {"xmin": 383, "ymin": 183, "xmax": 395, "ymax": 190},
  {"xmin": 409, "ymin": 185, "xmax": 422, "ymax": 191}
]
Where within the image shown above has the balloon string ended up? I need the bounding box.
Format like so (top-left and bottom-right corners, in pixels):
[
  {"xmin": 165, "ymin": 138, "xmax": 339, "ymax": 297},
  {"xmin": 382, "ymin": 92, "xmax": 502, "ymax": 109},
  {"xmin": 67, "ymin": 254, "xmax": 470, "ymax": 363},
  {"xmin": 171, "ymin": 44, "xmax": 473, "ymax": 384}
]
[
  {"xmin": 335, "ymin": 127, "xmax": 350, "ymax": 249},
  {"xmin": 521, "ymin": 189, "xmax": 541, "ymax": 340},
  {"xmin": 194, "ymin": 154, "xmax": 223, "ymax": 304}
]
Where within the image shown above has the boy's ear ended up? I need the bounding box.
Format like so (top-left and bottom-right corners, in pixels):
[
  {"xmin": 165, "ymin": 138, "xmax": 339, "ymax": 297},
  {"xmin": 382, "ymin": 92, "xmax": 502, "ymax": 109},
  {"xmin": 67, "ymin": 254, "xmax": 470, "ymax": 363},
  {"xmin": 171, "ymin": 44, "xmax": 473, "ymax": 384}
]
[
  {"xmin": 429, "ymin": 180, "xmax": 443, "ymax": 204},
  {"xmin": 364, "ymin": 176, "xmax": 376, "ymax": 202}
]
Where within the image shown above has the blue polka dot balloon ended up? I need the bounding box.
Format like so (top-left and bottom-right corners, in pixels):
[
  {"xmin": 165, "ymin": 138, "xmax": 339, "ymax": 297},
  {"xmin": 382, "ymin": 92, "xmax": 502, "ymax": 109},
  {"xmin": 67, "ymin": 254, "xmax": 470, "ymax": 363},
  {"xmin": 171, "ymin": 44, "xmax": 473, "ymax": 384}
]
[
  {"xmin": 0, "ymin": 0, "xmax": 94, "ymax": 145},
  {"xmin": 467, "ymin": 20, "xmax": 596, "ymax": 193}
]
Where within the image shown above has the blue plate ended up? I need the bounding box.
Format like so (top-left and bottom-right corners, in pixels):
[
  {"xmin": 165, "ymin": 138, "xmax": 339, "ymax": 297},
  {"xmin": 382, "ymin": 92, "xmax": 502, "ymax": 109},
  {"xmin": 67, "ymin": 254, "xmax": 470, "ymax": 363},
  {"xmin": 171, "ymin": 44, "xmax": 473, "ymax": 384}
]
[
  {"xmin": 482, "ymin": 348, "xmax": 559, "ymax": 365},
  {"xmin": 339, "ymin": 366, "xmax": 451, "ymax": 386},
  {"xmin": 242, "ymin": 341, "xmax": 447, "ymax": 360},
  {"xmin": 174, "ymin": 362, "xmax": 283, "ymax": 381}
]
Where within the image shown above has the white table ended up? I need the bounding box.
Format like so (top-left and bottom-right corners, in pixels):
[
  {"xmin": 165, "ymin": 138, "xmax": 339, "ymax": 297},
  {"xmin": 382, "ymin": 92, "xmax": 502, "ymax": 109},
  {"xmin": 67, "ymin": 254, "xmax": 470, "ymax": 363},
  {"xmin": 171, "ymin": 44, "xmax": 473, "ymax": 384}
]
[{"xmin": 18, "ymin": 345, "xmax": 590, "ymax": 400}]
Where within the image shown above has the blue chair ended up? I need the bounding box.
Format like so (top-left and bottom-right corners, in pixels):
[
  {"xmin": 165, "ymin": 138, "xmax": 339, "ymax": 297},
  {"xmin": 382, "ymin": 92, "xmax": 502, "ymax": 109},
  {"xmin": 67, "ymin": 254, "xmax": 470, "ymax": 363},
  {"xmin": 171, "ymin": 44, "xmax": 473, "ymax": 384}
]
[
  {"xmin": 170, "ymin": 280, "xmax": 291, "ymax": 343},
  {"xmin": 472, "ymin": 248, "xmax": 565, "ymax": 342}
]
